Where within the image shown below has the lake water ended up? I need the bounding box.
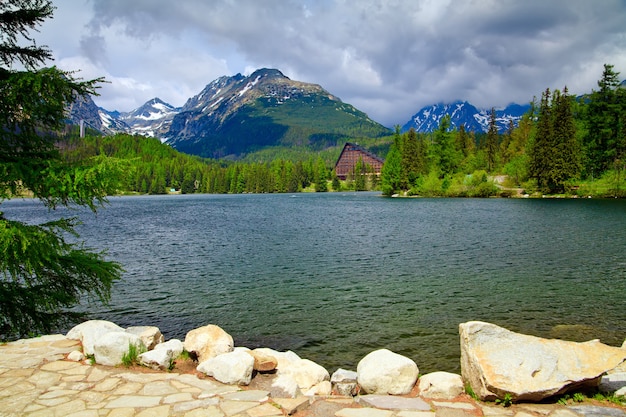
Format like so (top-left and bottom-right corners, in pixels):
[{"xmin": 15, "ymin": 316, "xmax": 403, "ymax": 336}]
[{"xmin": 4, "ymin": 193, "xmax": 626, "ymax": 373}]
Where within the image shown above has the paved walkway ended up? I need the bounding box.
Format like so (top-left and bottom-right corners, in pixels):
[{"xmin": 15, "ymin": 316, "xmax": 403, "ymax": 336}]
[{"xmin": 1, "ymin": 335, "xmax": 625, "ymax": 417}]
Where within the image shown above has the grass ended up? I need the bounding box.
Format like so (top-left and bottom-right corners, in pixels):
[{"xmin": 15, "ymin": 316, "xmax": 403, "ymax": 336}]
[{"xmin": 121, "ymin": 343, "xmax": 146, "ymax": 367}]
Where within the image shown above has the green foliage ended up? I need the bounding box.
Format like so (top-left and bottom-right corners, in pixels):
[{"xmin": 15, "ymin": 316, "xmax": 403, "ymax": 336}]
[
  {"xmin": 380, "ymin": 130, "xmax": 403, "ymax": 196},
  {"xmin": 0, "ymin": 0, "xmax": 122, "ymax": 340},
  {"xmin": 495, "ymin": 393, "xmax": 513, "ymax": 407},
  {"xmin": 465, "ymin": 384, "xmax": 479, "ymax": 401},
  {"xmin": 121, "ymin": 342, "xmax": 146, "ymax": 367}
]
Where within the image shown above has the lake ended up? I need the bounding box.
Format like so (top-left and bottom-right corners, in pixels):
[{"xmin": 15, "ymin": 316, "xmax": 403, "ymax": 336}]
[{"xmin": 3, "ymin": 192, "xmax": 626, "ymax": 373}]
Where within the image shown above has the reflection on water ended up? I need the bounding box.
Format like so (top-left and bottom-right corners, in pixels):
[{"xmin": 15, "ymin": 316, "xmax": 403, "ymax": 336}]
[{"xmin": 4, "ymin": 193, "xmax": 626, "ymax": 373}]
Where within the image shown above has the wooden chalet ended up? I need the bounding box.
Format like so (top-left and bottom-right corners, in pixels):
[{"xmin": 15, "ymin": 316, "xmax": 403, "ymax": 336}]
[{"xmin": 334, "ymin": 142, "xmax": 385, "ymax": 180}]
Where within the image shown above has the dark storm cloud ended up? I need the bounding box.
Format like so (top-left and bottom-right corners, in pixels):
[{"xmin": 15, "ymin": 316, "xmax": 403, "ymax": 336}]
[{"xmin": 48, "ymin": 0, "xmax": 626, "ymax": 126}]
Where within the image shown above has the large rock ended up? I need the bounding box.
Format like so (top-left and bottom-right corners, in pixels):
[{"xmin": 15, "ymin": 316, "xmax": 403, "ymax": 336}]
[
  {"xmin": 271, "ymin": 374, "xmax": 301, "ymax": 399},
  {"xmin": 249, "ymin": 348, "xmax": 278, "ymax": 372},
  {"xmin": 418, "ymin": 371, "xmax": 464, "ymax": 399},
  {"xmin": 138, "ymin": 339, "xmax": 184, "ymax": 370},
  {"xmin": 125, "ymin": 326, "xmax": 164, "ymax": 350},
  {"xmin": 331, "ymin": 368, "xmax": 359, "ymax": 396},
  {"xmin": 197, "ymin": 348, "xmax": 255, "ymax": 385},
  {"xmin": 183, "ymin": 324, "xmax": 233, "ymax": 362},
  {"xmin": 278, "ymin": 358, "xmax": 330, "ymax": 390},
  {"xmin": 253, "ymin": 348, "xmax": 301, "ymax": 370},
  {"xmin": 459, "ymin": 321, "xmax": 626, "ymax": 402},
  {"xmin": 66, "ymin": 320, "xmax": 124, "ymax": 356},
  {"xmin": 93, "ymin": 331, "xmax": 145, "ymax": 366},
  {"xmin": 356, "ymin": 349, "xmax": 419, "ymax": 395}
]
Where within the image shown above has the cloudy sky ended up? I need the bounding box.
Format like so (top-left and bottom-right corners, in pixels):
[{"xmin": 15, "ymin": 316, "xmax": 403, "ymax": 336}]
[{"xmin": 36, "ymin": 0, "xmax": 626, "ymax": 127}]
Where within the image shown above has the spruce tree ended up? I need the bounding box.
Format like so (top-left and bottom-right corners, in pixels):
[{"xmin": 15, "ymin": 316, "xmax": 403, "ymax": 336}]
[
  {"xmin": 1, "ymin": 0, "xmax": 122, "ymax": 339},
  {"xmin": 485, "ymin": 108, "xmax": 499, "ymax": 172}
]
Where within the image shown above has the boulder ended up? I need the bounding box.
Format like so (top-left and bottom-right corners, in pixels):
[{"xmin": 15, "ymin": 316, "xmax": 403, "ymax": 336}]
[
  {"xmin": 93, "ymin": 331, "xmax": 145, "ymax": 367},
  {"xmin": 271, "ymin": 374, "xmax": 301, "ymax": 399},
  {"xmin": 66, "ymin": 320, "xmax": 124, "ymax": 356},
  {"xmin": 356, "ymin": 349, "xmax": 419, "ymax": 395},
  {"xmin": 253, "ymin": 348, "xmax": 301, "ymax": 370},
  {"xmin": 278, "ymin": 358, "xmax": 330, "ymax": 390},
  {"xmin": 459, "ymin": 321, "xmax": 626, "ymax": 402},
  {"xmin": 183, "ymin": 324, "xmax": 233, "ymax": 362},
  {"xmin": 418, "ymin": 371, "xmax": 464, "ymax": 399},
  {"xmin": 197, "ymin": 349, "xmax": 255, "ymax": 385},
  {"xmin": 138, "ymin": 339, "xmax": 184, "ymax": 370},
  {"xmin": 249, "ymin": 348, "xmax": 279, "ymax": 372},
  {"xmin": 125, "ymin": 326, "xmax": 164, "ymax": 350},
  {"xmin": 331, "ymin": 368, "xmax": 359, "ymax": 396}
]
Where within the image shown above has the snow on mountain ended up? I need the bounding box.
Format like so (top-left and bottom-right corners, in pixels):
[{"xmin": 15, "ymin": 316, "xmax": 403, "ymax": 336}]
[
  {"xmin": 402, "ymin": 100, "xmax": 531, "ymax": 134},
  {"xmin": 119, "ymin": 98, "xmax": 180, "ymax": 140}
]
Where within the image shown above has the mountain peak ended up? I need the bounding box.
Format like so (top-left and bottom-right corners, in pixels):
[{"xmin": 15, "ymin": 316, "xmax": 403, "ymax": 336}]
[{"xmin": 402, "ymin": 100, "xmax": 530, "ymax": 134}]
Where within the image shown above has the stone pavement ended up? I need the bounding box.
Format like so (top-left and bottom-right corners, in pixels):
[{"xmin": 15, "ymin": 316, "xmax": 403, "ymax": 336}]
[{"xmin": 1, "ymin": 335, "xmax": 625, "ymax": 417}]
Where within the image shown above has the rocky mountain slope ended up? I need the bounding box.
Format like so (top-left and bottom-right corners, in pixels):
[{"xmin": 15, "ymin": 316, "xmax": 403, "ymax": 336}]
[{"xmin": 164, "ymin": 68, "xmax": 390, "ymax": 158}]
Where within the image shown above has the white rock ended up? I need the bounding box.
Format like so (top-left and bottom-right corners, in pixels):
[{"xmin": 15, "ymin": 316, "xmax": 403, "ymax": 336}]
[
  {"xmin": 418, "ymin": 371, "xmax": 464, "ymax": 399},
  {"xmin": 197, "ymin": 349, "xmax": 254, "ymax": 385},
  {"xmin": 125, "ymin": 326, "xmax": 164, "ymax": 350},
  {"xmin": 304, "ymin": 380, "xmax": 332, "ymax": 396},
  {"xmin": 253, "ymin": 347, "xmax": 301, "ymax": 370},
  {"xmin": 599, "ymin": 372, "xmax": 626, "ymax": 395},
  {"xmin": 93, "ymin": 331, "xmax": 145, "ymax": 367},
  {"xmin": 460, "ymin": 321, "xmax": 626, "ymax": 402},
  {"xmin": 357, "ymin": 349, "xmax": 419, "ymax": 395},
  {"xmin": 67, "ymin": 350, "xmax": 85, "ymax": 362},
  {"xmin": 271, "ymin": 374, "xmax": 301, "ymax": 399},
  {"xmin": 331, "ymin": 368, "xmax": 358, "ymax": 383},
  {"xmin": 138, "ymin": 348, "xmax": 174, "ymax": 370},
  {"xmin": 66, "ymin": 320, "xmax": 124, "ymax": 356},
  {"xmin": 183, "ymin": 324, "xmax": 233, "ymax": 362},
  {"xmin": 278, "ymin": 358, "xmax": 330, "ymax": 390},
  {"xmin": 154, "ymin": 339, "xmax": 184, "ymax": 356}
]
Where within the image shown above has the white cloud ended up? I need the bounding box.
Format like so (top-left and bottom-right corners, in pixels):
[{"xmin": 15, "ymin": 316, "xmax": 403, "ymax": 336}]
[{"xmin": 36, "ymin": 0, "xmax": 626, "ymax": 126}]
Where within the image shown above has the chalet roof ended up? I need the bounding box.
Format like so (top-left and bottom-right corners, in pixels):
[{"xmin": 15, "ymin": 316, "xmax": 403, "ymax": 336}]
[{"xmin": 335, "ymin": 142, "xmax": 385, "ymax": 167}]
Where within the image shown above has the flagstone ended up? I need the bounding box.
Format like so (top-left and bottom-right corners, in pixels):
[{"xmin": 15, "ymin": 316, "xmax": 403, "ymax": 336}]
[
  {"xmin": 221, "ymin": 389, "xmax": 269, "ymax": 402},
  {"xmin": 105, "ymin": 408, "xmax": 136, "ymax": 417},
  {"xmin": 431, "ymin": 401, "xmax": 476, "ymax": 410},
  {"xmin": 141, "ymin": 380, "xmax": 178, "ymax": 396},
  {"xmin": 396, "ymin": 411, "xmax": 436, "ymax": 417},
  {"xmin": 65, "ymin": 410, "xmax": 101, "ymax": 417},
  {"xmin": 220, "ymin": 399, "xmax": 260, "ymax": 415},
  {"xmin": 87, "ymin": 367, "xmax": 112, "ymax": 382},
  {"xmin": 0, "ymin": 380, "xmax": 36, "ymax": 396},
  {"xmin": 336, "ymin": 408, "xmax": 394, "ymax": 417},
  {"xmin": 93, "ymin": 378, "xmax": 122, "ymax": 392},
  {"xmin": 135, "ymin": 405, "xmax": 171, "ymax": 417},
  {"xmin": 36, "ymin": 396, "xmax": 73, "ymax": 406},
  {"xmin": 41, "ymin": 360, "xmax": 82, "ymax": 372},
  {"xmin": 171, "ymin": 398, "xmax": 221, "ymax": 413},
  {"xmin": 183, "ymin": 406, "xmax": 225, "ymax": 417},
  {"xmin": 163, "ymin": 392, "xmax": 194, "ymax": 404},
  {"xmin": 105, "ymin": 395, "xmax": 162, "ymax": 408},
  {"xmin": 111, "ymin": 382, "xmax": 143, "ymax": 395},
  {"xmin": 271, "ymin": 397, "xmax": 310, "ymax": 415},
  {"xmin": 39, "ymin": 388, "xmax": 79, "ymax": 399},
  {"xmin": 79, "ymin": 389, "xmax": 109, "ymax": 404},
  {"xmin": 246, "ymin": 402, "xmax": 284, "ymax": 417},
  {"xmin": 46, "ymin": 398, "xmax": 87, "ymax": 416},
  {"xmin": 28, "ymin": 370, "xmax": 62, "ymax": 388}
]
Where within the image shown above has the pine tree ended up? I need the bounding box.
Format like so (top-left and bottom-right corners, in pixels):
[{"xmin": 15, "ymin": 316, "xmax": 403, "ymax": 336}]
[
  {"xmin": 529, "ymin": 89, "xmax": 553, "ymax": 192},
  {"xmin": 1, "ymin": 0, "xmax": 122, "ymax": 339},
  {"xmin": 485, "ymin": 108, "xmax": 499, "ymax": 172},
  {"xmin": 380, "ymin": 128, "xmax": 403, "ymax": 196}
]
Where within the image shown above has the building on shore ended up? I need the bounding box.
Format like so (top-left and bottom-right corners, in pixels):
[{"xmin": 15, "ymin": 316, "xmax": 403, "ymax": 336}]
[{"xmin": 334, "ymin": 142, "xmax": 385, "ymax": 180}]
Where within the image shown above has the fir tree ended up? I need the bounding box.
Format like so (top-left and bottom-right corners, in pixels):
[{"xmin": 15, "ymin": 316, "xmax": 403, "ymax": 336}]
[{"xmin": 1, "ymin": 0, "xmax": 122, "ymax": 339}]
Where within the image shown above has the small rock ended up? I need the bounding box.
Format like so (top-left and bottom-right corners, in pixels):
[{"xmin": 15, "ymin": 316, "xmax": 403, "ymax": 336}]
[
  {"xmin": 67, "ymin": 350, "xmax": 85, "ymax": 362},
  {"xmin": 331, "ymin": 369, "xmax": 359, "ymax": 396},
  {"xmin": 599, "ymin": 372, "xmax": 626, "ymax": 395},
  {"xmin": 183, "ymin": 324, "xmax": 233, "ymax": 363},
  {"xmin": 197, "ymin": 349, "xmax": 254, "ymax": 385},
  {"xmin": 125, "ymin": 326, "xmax": 164, "ymax": 350},
  {"xmin": 418, "ymin": 371, "xmax": 464, "ymax": 399},
  {"xmin": 66, "ymin": 320, "xmax": 124, "ymax": 356},
  {"xmin": 154, "ymin": 339, "xmax": 184, "ymax": 356},
  {"xmin": 138, "ymin": 348, "xmax": 174, "ymax": 370},
  {"xmin": 357, "ymin": 349, "xmax": 419, "ymax": 395}
]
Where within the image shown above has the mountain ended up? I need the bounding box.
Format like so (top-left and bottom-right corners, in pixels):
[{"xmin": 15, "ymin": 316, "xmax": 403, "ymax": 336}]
[
  {"xmin": 402, "ymin": 100, "xmax": 531, "ymax": 134},
  {"xmin": 118, "ymin": 98, "xmax": 180, "ymax": 139},
  {"xmin": 66, "ymin": 95, "xmax": 130, "ymax": 134},
  {"xmin": 164, "ymin": 68, "xmax": 391, "ymax": 158}
]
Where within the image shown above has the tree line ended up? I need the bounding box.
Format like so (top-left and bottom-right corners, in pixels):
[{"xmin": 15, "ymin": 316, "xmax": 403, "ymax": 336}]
[{"xmin": 381, "ymin": 64, "xmax": 626, "ymax": 197}]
